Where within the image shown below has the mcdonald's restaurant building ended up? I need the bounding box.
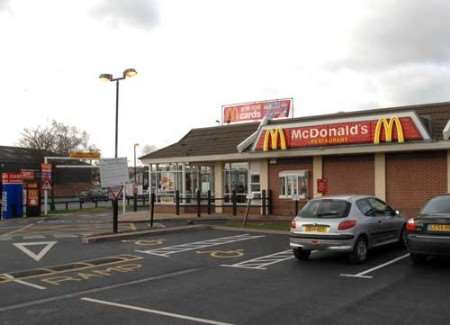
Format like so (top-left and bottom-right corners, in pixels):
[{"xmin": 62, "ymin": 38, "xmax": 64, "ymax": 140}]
[{"xmin": 140, "ymin": 102, "xmax": 450, "ymax": 219}]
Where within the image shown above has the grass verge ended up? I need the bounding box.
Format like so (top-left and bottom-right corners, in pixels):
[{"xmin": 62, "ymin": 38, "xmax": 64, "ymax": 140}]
[
  {"xmin": 224, "ymin": 220, "xmax": 290, "ymax": 231},
  {"xmin": 47, "ymin": 207, "xmax": 110, "ymax": 215}
]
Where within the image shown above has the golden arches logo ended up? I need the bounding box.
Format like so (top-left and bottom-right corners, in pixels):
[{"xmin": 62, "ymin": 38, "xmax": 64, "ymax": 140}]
[
  {"xmin": 373, "ymin": 116, "xmax": 405, "ymax": 144},
  {"xmin": 263, "ymin": 128, "xmax": 287, "ymax": 151},
  {"xmin": 223, "ymin": 107, "xmax": 239, "ymax": 123}
]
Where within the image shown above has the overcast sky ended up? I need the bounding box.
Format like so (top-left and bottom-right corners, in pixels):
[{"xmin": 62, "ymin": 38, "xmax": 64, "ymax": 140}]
[{"xmin": 1, "ymin": 0, "xmax": 450, "ymax": 163}]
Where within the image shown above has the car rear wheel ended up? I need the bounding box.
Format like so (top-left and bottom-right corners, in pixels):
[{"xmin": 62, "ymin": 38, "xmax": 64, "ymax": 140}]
[
  {"xmin": 348, "ymin": 237, "xmax": 368, "ymax": 264},
  {"xmin": 293, "ymin": 248, "xmax": 311, "ymax": 261},
  {"xmin": 410, "ymin": 253, "xmax": 427, "ymax": 265}
]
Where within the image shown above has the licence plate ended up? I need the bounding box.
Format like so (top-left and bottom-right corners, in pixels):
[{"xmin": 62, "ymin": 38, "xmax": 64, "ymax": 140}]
[
  {"xmin": 304, "ymin": 225, "xmax": 329, "ymax": 233},
  {"xmin": 428, "ymin": 224, "xmax": 450, "ymax": 232}
]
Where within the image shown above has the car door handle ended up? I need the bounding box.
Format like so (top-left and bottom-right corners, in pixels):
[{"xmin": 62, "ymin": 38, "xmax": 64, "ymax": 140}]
[{"xmin": 378, "ymin": 220, "xmax": 383, "ymax": 224}]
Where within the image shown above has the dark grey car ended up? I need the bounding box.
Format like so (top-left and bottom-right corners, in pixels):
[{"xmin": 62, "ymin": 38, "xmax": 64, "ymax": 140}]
[
  {"xmin": 406, "ymin": 194, "xmax": 450, "ymax": 264},
  {"xmin": 290, "ymin": 195, "xmax": 406, "ymax": 264}
]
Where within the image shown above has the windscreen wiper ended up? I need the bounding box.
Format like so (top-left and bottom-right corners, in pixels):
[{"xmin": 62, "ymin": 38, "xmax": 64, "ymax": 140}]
[{"xmin": 316, "ymin": 212, "xmax": 339, "ymax": 217}]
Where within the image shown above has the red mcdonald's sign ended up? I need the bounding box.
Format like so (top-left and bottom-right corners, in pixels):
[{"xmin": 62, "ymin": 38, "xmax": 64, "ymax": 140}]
[{"xmin": 255, "ymin": 113, "xmax": 428, "ymax": 151}]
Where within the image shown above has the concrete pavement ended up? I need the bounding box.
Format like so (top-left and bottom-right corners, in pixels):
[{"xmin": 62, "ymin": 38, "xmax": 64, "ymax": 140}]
[{"xmin": 118, "ymin": 209, "xmax": 293, "ymax": 223}]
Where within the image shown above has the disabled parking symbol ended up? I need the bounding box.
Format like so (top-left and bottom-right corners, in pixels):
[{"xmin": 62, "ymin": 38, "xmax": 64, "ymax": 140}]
[{"xmin": 196, "ymin": 249, "xmax": 244, "ymax": 259}]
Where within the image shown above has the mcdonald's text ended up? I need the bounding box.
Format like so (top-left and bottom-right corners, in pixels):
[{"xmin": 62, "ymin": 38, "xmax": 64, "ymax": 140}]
[{"xmin": 256, "ymin": 116, "xmax": 423, "ymax": 151}]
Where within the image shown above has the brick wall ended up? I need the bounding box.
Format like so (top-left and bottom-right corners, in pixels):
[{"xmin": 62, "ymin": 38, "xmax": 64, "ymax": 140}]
[
  {"xmin": 268, "ymin": 157, "xmax": 313, "ymax": 216},
  {"xmin": 53, "ymin": 182, "xmax": 92, "ymax": 197},
  {"xmin": 323, "ymin": 154, "xmax": 374, "ymax": 195},
  {"xmin": 223, "ymin": 206, "xmax": 262, "ymax": 216},
  {"xmin": 386, "ymin": 151, "xmax": 447, "ymax": 219}
]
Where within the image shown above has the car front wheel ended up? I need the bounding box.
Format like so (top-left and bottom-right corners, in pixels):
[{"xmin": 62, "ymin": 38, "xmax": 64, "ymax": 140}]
[
  {"xmin": 348, "ymin": 237, "xmax": 368, "ymax": 264},
  {"xmin": 293, "ymin": 248, "xmax": 311, "ymax": 261}
]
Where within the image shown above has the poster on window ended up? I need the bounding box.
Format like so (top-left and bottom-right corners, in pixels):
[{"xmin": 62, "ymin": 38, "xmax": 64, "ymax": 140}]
[{"xmin": 160, "ymin": 173, "xmax": 175, "ymax": 192}]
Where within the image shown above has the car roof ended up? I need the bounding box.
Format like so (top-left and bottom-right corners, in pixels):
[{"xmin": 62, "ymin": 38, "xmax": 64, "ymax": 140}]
[
  {"xmin": 427, "ymin": 194, "xmax": 450, "ymax": 200},
  {"xmin": 311, "ymin": 195, "xmax": 374, "ymax": 202}
]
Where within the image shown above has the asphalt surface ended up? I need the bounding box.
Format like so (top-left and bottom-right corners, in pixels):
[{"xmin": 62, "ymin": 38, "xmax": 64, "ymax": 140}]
[
  {"xmin": 0, "ymin": 213, "xmax": 149, "ymax": 241},
  {"xmin": 1, "ymin": 214, "xmax": 450, "ymax": 324}
]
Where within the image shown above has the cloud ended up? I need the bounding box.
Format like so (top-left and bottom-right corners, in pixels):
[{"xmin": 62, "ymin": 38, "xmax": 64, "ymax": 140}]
[
  {"xmin": 374, "ymin": 64, "xmax": 450, "ymax": 105},
  {"xmin": 0, "ymin": 0, "xmax": 10, "ymax": 11},
  {"xmin": 344, "ymin": 0, "xmax": 450, "ymax": 70},
  {"xmin": 321, "ymin": 1, "xmax": 450, "ymax": 107},
  {"xmin": 91, "ymin": 0, "xmax": 158, "ymax": 30}
]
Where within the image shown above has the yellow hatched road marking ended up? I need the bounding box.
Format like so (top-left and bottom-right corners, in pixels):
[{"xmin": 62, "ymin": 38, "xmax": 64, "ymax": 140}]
[
  {"xmin": 197, "ymin": 249, "xmax": 244, "ymax": 258},
  {"xmin": 0, "ymin": 255, "xmax": 143, "ymax": 285}
]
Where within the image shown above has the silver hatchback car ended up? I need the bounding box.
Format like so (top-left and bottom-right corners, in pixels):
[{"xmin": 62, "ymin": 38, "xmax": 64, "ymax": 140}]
[{"xmin": 290, "ymin": 195, "xmax": 406, "ymax": 263}]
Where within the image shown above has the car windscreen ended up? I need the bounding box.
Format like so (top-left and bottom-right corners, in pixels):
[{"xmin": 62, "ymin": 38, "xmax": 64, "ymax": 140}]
[
  {"xmin": 421, "ymin": 196, "xmax": 450, "ymax": 215},
  {"xmin": 299, "ymin": 199, "xmax": 351, "ymax": 218}
]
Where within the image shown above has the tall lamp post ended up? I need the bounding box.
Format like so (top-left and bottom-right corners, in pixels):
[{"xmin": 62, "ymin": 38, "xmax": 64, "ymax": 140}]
[
  {"xmin": 99, "ymin": 68, "xmax": 138, "ymax": 233},
  {"xmin": 133, "ymin": 143, "xmax": 139, "ymax": 212}
]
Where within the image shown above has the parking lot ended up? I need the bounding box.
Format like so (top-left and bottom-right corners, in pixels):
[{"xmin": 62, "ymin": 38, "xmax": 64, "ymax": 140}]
[{"xmin": 1, "ymin": 217, "xmax": 450, "ymax": 325}]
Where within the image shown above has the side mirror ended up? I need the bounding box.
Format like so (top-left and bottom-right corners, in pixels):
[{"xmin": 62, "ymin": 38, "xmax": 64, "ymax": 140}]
[{"xmin": 384, "ymin": 208, "xmax": 397, "ymax": 217}]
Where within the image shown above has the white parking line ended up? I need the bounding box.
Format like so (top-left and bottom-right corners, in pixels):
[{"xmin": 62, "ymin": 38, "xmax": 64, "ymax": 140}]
[
  {"xmin": 53, "ymin": 234, "xmax": 78, "ymax": 239},
  {"xmin": 22, "ymin": 235, "xmax": 46, "ymax": 240},
  {"xmin": 222, "ymin": 249, "xmax": 294, "ymax": 270},
  {"xmin": 1, "ymin": 223, "xmax": 34, "ymax": 236},
  {"xmin": 81, "ymin": 297, "xmax": 235, "ymax": 325},
  {"xmin": 340, "ymin": 253, "xmax": 410, "ymax": 279},
  {"xmin": 136, "ymin": 234, "xmax": 264, "ymax": 257},
  {"xmin": 3, "ymin": 274, "xmax": 47, "ymax": 290}
]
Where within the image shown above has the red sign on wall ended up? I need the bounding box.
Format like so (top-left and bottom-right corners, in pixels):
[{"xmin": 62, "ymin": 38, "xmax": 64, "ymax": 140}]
[
  {"xmin": 317, "ymin": 178, "xmax": 328, "ymax": 195},
  {"xmin": 20, "ymin": 169, "xmax": 35, "ymax": 181},
  {"xmin": 1, "ymin": 173, "xmax": 23, "ymax": 184},
  {"xmin": 223, "ymin": 98, "xmax": 292, "ymax": 124}
]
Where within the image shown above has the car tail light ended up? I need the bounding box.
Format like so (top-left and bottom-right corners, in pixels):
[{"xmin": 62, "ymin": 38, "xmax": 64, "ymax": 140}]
[
  {"xmin": 406, "ymin": 218, "xmax": 416, "ymax": 233},
  {"xmin": 338, "ymin": 219, "xmax": 357, "ymax": 230},
  {"xmin": 291, "ymin": 219, "xmax": 297, "ymax": 229}
]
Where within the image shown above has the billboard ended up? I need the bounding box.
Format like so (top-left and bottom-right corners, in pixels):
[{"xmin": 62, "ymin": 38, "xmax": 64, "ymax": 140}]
[
  {"xmin": 222, "ymin": 98, "xmax": 292, "ymax": 124},
  {"xmin": 254, "ymin": 112, "xmax": 430, "ymax": 151},
  {"xmin": 69, "ymin": 151, "xmax": 101, "ymax": 160}
]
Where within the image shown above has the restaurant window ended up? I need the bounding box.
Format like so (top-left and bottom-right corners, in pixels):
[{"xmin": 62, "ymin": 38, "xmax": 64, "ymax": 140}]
[
  {"xmin": 154, "ymin": 164, "xmax": 179, "ymax": 203},
  {"xmin": 279, "ymin": 170, "xmax": 308, "ymax": 199},
  {"xmin": 184, "ymin": 165, "xmax": 214, "ymax": 201},
  {"xmin": 224, "ymin": 162, "xmax": 248, "ymax": 203},
  {"xmin": 150, "ymin": 163, "xmax": 214, "ymax": 204}
]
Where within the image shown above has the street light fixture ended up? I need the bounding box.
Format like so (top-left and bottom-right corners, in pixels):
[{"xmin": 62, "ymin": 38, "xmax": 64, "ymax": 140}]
[
  {"xmin": 99, "ymin": 73, "xmax": 113, "ymax": 82},
  {"xmin": 133, "ymin": 143, "xmax": 139, "ymax": 212},
  {"xmin": 99, "ymin": 68, "xmax": 138, "ymax": 233},
  {"xmin": 124, "ymin": 68, "xmax": 138, "ymax": 78}
]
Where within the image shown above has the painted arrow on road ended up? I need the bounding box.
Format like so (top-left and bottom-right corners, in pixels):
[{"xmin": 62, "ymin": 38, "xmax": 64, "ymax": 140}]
[{"xmin": 13, "ymin": 241, "xmax": 57, "ymax": 262}]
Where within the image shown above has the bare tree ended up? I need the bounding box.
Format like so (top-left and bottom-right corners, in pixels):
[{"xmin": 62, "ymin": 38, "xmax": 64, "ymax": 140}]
[{"xmin": 19, "ymin": 120, "xmax": 97, "ymax": 155}]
